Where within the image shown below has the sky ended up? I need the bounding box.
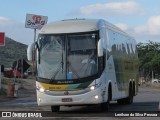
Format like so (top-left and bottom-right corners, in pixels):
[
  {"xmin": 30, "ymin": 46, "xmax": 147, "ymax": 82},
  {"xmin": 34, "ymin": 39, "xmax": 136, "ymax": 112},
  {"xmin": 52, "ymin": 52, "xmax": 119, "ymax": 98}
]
[{"xmin": 0, "ymin": 0, "xmax": 160, "ymax": 45}]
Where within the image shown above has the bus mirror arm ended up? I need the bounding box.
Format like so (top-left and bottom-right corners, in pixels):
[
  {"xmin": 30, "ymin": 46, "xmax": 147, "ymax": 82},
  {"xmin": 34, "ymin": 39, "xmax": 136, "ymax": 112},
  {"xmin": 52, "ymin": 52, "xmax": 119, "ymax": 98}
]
[
  {"xmin": 98, "ymin": 39, "xmax": 103, "ymax": 57},
  {"xmin": 35, "ymin": 42, "xmax": 41, "ymax": 64},
  {"xmin": 35, "ymin": 42, "xmax": 40, "ymax": 51},
  {"xmin": 27, "ymin": 42, "xmax": 35, "ymax": 61},
  {"xmin": 27, "ymin": 42, "xmax": 40, "ymax": 63}
]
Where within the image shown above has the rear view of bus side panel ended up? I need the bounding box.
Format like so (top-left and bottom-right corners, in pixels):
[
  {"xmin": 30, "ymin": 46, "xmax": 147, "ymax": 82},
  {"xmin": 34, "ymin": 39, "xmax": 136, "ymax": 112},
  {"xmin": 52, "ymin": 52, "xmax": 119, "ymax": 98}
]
[{"xmin": 105, "ymin": 27, "xmax": 138, "ymax": 101}]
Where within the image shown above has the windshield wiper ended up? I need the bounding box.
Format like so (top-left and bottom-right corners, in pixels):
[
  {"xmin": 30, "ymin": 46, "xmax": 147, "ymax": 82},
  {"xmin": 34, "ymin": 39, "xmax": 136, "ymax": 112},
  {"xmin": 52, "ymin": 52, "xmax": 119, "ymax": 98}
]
[{"xmin": 49, "ymin": 63, "xmax": 62, "ymax": 83}]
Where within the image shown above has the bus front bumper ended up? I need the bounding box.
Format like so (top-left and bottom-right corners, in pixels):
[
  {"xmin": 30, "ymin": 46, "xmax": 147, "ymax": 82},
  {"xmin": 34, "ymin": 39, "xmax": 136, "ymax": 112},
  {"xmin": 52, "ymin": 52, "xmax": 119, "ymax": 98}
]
[{"xmin": 37, "ymin": 88, "xmax": 104, "ymax": 106}]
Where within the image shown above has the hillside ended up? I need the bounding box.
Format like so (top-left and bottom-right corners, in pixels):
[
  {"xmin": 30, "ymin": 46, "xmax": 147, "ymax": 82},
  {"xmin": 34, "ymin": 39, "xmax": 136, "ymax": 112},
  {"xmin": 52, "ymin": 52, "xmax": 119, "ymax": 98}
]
[{"xmin": 0, "ymin": 37, "xmax": 27, "ymax": 67}]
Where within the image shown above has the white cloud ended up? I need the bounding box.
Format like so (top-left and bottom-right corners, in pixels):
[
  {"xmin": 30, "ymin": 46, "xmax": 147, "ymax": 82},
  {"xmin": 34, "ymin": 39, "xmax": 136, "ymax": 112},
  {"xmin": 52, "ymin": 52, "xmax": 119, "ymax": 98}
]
[
  {"xmin": 134, "ymin": 16, "xmax": 160, "ymax": 35},
  {"xmin": 134, "ymin": 25, "xmax": 148, "ymax": 34},
  {"xmin": 131, "ymin": 15, "xmax": 160, "ymax": 42},
  {"xmin": 0, "ymin": 16, "xmax": 8, "ymax": 21},
  {"xmin": 115, "ymin": 23, "xmax": 129, "ymax": 31},
  {"xmin": 0, "ymin": 16, "xmax": 11, "ymax": 26},
  {"xmin": 113, "ymin": 17, "xmax": 160, "ymax": 43},
  {"xmin": 148, "ymin": 16, "xmax": 160, "ymax": 35},
  {"xmin": 79, "ymin": 1, "xmax": 144, "ymax": 16}
]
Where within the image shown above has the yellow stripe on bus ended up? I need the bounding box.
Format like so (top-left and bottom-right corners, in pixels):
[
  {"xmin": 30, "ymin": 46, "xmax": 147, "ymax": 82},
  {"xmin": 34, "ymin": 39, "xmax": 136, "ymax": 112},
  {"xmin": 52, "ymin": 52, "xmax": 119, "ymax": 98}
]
[{"xmin": 40, "ymin": 82, "xmax": 68, "ymax": 91}]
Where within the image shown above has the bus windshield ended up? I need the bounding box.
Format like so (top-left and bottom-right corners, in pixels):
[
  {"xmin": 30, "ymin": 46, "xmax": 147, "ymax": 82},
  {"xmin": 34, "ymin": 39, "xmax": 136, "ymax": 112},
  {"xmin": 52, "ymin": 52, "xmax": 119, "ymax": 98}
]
[{"xmin": 37, "ymin": 32, "xmax": 98, "ymax": 81}]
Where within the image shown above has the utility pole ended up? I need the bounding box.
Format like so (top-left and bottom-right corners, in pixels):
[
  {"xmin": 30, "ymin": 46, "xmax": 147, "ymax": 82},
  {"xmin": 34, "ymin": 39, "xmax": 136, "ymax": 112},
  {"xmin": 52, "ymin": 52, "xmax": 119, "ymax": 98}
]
[
  {"xmin": 25, "ymin": 14, "xmax": 48, "ymax": 76},
  {"xmin": 32, "ymin": 29, "xmax": 36, "ymax": 76}
]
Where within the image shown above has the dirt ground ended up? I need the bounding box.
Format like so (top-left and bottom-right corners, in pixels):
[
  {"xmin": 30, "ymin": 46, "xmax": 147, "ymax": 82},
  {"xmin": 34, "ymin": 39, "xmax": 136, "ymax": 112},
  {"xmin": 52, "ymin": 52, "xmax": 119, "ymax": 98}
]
[{"xmin": 0, "ymin": 78, "xmax": 50, "ymax": 111}]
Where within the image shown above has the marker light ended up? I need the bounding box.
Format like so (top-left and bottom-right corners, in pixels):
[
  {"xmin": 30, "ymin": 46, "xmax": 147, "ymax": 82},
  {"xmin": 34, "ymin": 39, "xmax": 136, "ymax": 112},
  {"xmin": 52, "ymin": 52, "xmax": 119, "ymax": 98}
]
[
  {"xmin": 89, "ymin": 83, "xmax": 101, "ymax": 91},
  {"xmin": 94, "ymin": 95, "xmax": 99, "ymax": 99},
  {"xmin": 90, "ymin": 86, "xmax": 95, "ymax": 90}
]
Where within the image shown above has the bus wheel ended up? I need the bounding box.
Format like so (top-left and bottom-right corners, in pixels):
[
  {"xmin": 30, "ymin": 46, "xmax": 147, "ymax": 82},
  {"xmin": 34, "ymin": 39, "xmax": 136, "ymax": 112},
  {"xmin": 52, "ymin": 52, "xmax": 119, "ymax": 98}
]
[
  {"xmin": 117, "ymin": 85, "xmax": 133, "ymax": 104},
  {"xmin": 100, "ymin": 102, "xmax": 109, "ymax": 111},
  {"xmin": 51, "ymin": 106, "xmax": 60, "ymax": 112},
  {"xmin": 117, "ymin": 99, "xmax": 124, "ymax": 105},
  {"xmin": 100, "ymin": 85, "xmax": 112, "ymax": 111},
  {"xmin": 125, "ymin": 85, "xmax": 133, "ymax": 104}
]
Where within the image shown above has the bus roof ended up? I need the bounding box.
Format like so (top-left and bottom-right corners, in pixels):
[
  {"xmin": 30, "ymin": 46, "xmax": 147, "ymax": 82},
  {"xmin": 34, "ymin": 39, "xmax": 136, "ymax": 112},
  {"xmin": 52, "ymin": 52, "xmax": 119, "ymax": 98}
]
[
  {"xmin": 40, "ymin": 19, "xmax": 99, "ymax": 34},
  {"xmin": 40, "ymin": 19, "xmax": 133, "ymax": 39}
]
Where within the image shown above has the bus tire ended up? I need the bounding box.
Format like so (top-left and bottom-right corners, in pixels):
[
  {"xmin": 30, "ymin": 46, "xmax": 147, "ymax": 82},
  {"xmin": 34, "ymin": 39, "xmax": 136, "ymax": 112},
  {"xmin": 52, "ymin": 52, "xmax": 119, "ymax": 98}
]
[
  {"xmin": 51, "ymin": 106, "xmax": 60, "ymax": 112},
  {"xmin": 126, "ymin": 87, "xmax": 133, "ymax": 104},
  {"xmin": 100, "ymin": 84, "xmax": 112, "ymax": 111},
  {"xmin": 125, "ymin": 85, "xmax": 133, "ymax": 104},
  {"xmin": 117, "ymin": 99, "xmax": 125, "ymax": 105},
  {"xmin": 133, "ymin": 82, "xmax": 135, "ymax": 96},
  {"xmin": 117, "ymin": 84, "xmax": 133, "ymax": 104},
  {"xmin": 100, "ymin": 102, "xmax": 109, "ymax": 111}
]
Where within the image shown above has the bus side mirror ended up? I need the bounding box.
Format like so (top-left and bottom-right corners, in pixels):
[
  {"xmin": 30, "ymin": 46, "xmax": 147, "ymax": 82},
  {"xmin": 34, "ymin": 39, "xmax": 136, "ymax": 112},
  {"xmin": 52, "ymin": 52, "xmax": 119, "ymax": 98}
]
[
  {"xmin": 98, "ymin": 39, "xmax": 103, "ymax": 57},
  {"xmin": 27, "ymin": 42, "xmax": 35, "ymax": 61}
]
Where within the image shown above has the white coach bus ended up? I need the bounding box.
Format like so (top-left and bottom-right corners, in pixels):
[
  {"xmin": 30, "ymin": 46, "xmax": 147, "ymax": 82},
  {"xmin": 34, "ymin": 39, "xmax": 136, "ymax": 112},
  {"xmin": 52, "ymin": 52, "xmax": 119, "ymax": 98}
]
[{"xmin": 27, "ymin": 19, "xmax": 138, "ymax": 112}]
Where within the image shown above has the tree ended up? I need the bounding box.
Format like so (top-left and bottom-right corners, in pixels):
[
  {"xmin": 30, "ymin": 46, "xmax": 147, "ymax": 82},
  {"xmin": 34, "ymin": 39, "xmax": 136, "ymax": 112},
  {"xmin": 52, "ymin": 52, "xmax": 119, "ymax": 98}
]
[{"xmin": 137, "ymin": 41, "xmax": 160, "ymax": 80}]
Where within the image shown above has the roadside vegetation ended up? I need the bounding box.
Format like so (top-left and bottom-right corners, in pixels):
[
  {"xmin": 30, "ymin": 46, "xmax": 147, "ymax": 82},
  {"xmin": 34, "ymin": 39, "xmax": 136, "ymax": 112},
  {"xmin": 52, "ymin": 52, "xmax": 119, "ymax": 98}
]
[
  {"xmin": 137, "ymin": 41, "xmax": 160, "ymax": 89},
  {"xmin": 137, "ymin": 41, "xmax": 160, "ymax": 81},
  {"xmin": 0, "ymin": 37, "xmax": 27, "ymax": 68},
  {"xmin": 141, "ymin": 82, "xmax": 160, "ymax": 89}
]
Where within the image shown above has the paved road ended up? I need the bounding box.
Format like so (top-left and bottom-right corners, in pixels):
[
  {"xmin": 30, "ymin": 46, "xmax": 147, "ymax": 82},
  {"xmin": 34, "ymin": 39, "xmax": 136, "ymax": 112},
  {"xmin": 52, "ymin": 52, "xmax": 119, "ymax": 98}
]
[{"xmin": 0, "ymin": 80, "xmax": 160, "ymax": 119}]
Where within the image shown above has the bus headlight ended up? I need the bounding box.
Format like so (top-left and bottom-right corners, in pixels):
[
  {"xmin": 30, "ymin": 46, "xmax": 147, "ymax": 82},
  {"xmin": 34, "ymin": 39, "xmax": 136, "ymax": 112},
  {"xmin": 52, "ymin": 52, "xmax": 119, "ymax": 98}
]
[
  {"xmin": 37, "ymin": 86, "xmax": 45, "ymax": 93},
  {"xmin": 39, "ymin": 87, "xmax": 45, "ymax": 92},
  {"xmin": 90, "ymin": 86, "xmax": 95, "ymax": 90},
  {"xmin": 89, "ymin": 83, "xmax": 101, "ymax": 91},
  {"xmin": 94, "ymin": 95, "xmax": 99, "ymax": 99}
]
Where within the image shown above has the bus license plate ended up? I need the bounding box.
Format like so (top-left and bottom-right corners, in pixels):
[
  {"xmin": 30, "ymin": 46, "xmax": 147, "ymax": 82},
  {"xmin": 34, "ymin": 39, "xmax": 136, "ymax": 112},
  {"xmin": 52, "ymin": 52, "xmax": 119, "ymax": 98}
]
[{"xmin": 62, "ymin": 98, "xmax": 72, "ymax": 102}]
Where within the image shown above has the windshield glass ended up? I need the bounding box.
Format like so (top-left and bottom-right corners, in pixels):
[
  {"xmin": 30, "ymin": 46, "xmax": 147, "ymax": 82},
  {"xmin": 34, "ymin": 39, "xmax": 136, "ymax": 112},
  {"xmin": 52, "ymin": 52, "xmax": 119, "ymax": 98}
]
[
  {"xmin": 37, "ymin": 32, "xmax": 98, "ymax": 81},
  {"xmin": 67, "ymin": 34, "xmax": 97, "ymax": 79}
]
